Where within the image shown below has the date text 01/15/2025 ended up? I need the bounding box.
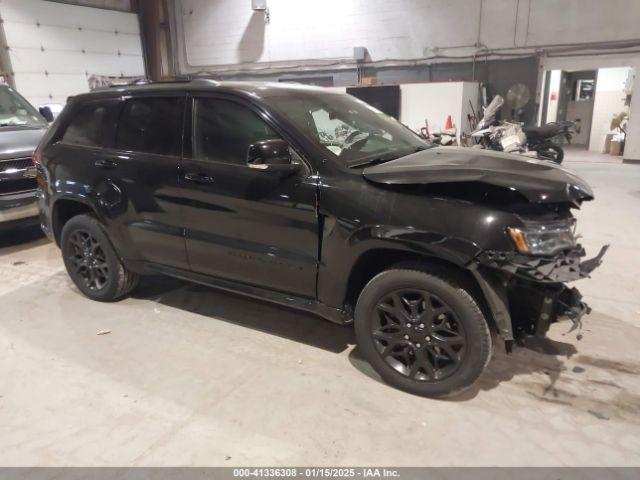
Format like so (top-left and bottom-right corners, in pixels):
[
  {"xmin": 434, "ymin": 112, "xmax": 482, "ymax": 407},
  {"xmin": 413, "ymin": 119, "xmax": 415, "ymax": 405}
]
[{"xmin": 232, "ymin": 468, "xmax": 400, "ymax": 478}]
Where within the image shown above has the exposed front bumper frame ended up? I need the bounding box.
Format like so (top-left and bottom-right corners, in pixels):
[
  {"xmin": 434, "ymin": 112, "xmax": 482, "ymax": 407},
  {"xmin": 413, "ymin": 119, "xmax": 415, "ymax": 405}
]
[
  {"xmin": 476, "ymin": 244, "xmax": 609, "ymax": 283},
  {"xmin": 469, "ymin": 244, "xmax": 608, "ymax": 345}
]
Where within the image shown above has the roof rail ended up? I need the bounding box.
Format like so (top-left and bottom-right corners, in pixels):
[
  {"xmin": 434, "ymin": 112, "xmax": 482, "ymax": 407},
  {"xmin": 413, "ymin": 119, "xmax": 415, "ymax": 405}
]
[
  {"xmin": 103, "ymin": 77, "xmax": 220, "ymax": 88},
  {"xmin": 90, "ymin": 77, "xmax": 223, "ymax": 93},
  {"xmin": 190, "ymin": 78, "xmax": 221, "ymax": 86},
  {"xmin": 102, "ymin": 77, "xmax": 192, "ymax": 88}
]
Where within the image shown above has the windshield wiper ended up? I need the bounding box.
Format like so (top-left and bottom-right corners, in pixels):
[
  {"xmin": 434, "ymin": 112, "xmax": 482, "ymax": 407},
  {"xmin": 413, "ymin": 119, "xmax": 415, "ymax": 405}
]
[
  {"xmin": 347, "ymin": 145, "xmax": 430, "ymax": 168},
  {"xmin": 347, "ymin": 157, "xmax": 392, "ymax": 168}
]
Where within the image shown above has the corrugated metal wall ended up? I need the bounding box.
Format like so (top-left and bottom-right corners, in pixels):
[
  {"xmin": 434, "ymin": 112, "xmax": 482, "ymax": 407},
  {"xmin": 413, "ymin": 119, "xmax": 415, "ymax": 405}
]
[{"xmin": 0, "ymin": 0, "xmax": 145, "ymax": 106}]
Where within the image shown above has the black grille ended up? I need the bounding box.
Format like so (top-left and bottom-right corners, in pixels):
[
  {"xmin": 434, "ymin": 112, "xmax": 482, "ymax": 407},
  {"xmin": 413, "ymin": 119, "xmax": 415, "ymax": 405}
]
[
  {"xmin": 0, "ymin": 178, "xmax": 37, "ymax": 195},
  {"xmin": 0, "ymin": 157, "xmax": 32, "ymax": 172}
]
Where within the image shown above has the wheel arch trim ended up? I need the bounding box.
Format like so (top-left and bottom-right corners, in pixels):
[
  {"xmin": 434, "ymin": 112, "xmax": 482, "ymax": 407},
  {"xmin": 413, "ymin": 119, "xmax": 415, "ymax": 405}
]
[
  {"xmin": 318, "ymin": 225, "xmax": 482, "ymax": 308},
  {"xmin": 51, "ymin": 195, "xmax": 103, "ymax": 245}
]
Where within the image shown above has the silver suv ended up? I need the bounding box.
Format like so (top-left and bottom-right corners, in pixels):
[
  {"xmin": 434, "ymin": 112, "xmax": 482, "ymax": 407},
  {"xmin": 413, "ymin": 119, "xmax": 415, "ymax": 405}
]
[{"xmin": 0, "ymin": 84, "xmax": 48, "ymax": 231}]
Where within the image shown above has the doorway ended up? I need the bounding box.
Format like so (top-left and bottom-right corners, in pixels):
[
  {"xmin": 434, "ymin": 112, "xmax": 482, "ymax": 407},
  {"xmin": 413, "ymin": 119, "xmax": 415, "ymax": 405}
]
[
  {"xmin": 540, "ymin": 66, "xmax": 633, "ymax": 153},
  {"xmin": 543, "ymin": 70, "xmax": 597, "ymax": 149}
]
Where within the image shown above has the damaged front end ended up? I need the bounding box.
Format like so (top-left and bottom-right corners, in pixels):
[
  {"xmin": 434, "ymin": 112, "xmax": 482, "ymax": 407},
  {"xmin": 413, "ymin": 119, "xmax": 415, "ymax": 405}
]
[
  {"xmin": 361, "ymin": 145, "xmax": 608, "ymax": 348},
  {"xmin": 469, "ymin": 220, "xmax": 608, "ymax": 349}
]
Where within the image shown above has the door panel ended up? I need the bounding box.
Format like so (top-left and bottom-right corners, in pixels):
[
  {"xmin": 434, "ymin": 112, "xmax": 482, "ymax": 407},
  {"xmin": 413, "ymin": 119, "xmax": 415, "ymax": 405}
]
[
  {"xmin": 106, "ymin": 95, "xmax": 188, "ymax": 268},
  {"xmin": 180, "ymin": 97, "xmax": 319, "ymax": 298},
  {"xmin": 104, "ymin": 150, "xmax": 187, "ymax": 268}
]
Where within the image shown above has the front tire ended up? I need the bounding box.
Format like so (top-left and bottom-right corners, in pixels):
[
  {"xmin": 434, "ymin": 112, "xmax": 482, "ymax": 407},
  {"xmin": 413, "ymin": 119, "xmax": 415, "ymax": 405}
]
[
  {"xmin": 354, "ymin": 268, "xmax": 492, "ymax": 398},
  {"xmin": 61, "ymin": 214, "xmax": 139, "ymax": 301}
]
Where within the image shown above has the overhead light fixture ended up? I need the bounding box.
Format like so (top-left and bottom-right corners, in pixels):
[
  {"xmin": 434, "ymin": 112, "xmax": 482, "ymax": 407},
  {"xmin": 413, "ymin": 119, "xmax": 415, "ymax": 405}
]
[
  {"xmin": 252, "ymin": 0, "xmax": 267, "ymax": 10},
  {"xmin": 354, "ymin": 46, "xmax": 368, "ymax": 63}
]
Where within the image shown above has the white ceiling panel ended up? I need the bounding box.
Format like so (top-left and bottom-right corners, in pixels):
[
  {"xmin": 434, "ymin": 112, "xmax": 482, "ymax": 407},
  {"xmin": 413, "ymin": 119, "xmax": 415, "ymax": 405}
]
[
  {"xmin": 14, "ymin": 72, "xmax": 90, "ymax": 101},
  {"xmin": 0, "ymin": 0, "xmax": 139, "ymax": 33},
  {"xmin": 4, "ymin": 23, "xmax": 142, "ymax": 55},
  {"xmin": 9, "ymin": 47, "xmax": 143, "ymax": 76},
  {"xmin": 1, "ymin": 0, "xmax": 144, "ymax": 106}
]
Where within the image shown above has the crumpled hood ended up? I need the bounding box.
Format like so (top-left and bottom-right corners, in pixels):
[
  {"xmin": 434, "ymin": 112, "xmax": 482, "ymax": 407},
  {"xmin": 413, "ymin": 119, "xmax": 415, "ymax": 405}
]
[
  {"xmin": 0, "ymin": 127, "xmax": 46, "ymax": 160},
  {"xmin": 362, "ymin": 147, "xmax": 594, "ymax": 204}
]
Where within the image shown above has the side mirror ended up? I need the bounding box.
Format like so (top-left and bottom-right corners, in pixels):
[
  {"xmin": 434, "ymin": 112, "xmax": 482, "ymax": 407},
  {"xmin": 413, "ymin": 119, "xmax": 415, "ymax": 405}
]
[
  {"xmin": 39, "ymin": 106, "xmax": 54, "ymax": 122},
  {"xmin": 246, "ymin": 139, "xmax": 300, "ymax": 174}
]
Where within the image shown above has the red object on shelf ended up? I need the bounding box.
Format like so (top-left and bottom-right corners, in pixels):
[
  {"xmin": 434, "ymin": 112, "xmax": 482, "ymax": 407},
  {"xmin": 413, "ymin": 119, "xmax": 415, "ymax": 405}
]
[{"xmin": 550, "ymin": 92, "xmax": 558, "ymax": 101}]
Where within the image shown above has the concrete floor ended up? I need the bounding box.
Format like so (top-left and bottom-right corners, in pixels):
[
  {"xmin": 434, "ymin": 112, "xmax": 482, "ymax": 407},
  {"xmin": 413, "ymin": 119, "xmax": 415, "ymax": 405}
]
[{"xmin": 1, "ymin": 149, "xmax": 639, "ymax": 466}]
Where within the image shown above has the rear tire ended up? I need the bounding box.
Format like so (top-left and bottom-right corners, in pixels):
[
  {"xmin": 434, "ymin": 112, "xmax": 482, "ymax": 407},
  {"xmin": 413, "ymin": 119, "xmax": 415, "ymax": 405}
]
[
  {"xmin": 61, "ymin": 214, "xmax": 139, "ymax": 301},
  {"xmin": 536, "ymin": 144, "xmax": 564, "ymax": 164},
  {"xmin": 354, "ymin": 268, "xmax": 492, "ymax": 398}
]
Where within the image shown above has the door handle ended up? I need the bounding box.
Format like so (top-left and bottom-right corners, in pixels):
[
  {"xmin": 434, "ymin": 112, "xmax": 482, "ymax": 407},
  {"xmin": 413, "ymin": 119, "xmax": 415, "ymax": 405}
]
[
  {"xmin": 184, "ymin": 172, "xmax": 215, "ymax": 184},
  {"xmin": 94, "ymin": 159, "xmax": 118, "ymax": 169}
]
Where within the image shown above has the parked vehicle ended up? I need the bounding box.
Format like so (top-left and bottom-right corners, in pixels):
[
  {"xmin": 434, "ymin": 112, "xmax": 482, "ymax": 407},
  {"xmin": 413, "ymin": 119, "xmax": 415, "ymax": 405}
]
[
  {"xmin": 36, "ymin": 80, "xmax": 607, "ymax": 397},
  {"xmin": 0, "ymin": 84, "xmax": 49, "ymax": 232},
  {"xmin": 472, "ymin": 95, "xmax": 574, "ymax": 163}
]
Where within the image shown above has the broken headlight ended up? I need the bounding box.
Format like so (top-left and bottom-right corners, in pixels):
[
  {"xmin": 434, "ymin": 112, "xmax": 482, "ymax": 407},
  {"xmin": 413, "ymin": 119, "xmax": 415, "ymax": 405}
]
[{"xmin": 507, "ymin": 219, "xmax": 576, "ymax": 255}]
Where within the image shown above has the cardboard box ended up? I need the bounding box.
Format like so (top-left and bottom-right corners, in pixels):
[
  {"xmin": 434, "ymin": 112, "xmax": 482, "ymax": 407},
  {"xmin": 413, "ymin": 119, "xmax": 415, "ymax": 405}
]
[{"xmin": 610, "ymin": 140, "xmax": 622, "ymax": 156}]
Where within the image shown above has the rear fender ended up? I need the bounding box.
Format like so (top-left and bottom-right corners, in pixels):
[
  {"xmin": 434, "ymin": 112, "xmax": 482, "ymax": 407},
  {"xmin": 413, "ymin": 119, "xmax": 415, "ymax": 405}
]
[{"xmin": 50, "ymin": 189, "xmax": 133, "ymax": 258}]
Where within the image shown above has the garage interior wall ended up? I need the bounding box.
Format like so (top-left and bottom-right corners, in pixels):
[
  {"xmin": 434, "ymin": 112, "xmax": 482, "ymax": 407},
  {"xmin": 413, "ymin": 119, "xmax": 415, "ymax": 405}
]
[
  {"xmin": 0, "ymin": 0, "xmax": 145, "ymax": 106},
  {"xmin": 169, "ymin": 0, "xmax": 640, "ymax": 138},
  {"xmin": 174, "ymin": 0, "xmax": 640, "ymax": 73},
  {"xmin": 328, "ymin": 82, "xmax": 479, "ymax": 139},
  {"xmin": 400, "ymin": 82, "xmax": 479, "ymax": 138}
]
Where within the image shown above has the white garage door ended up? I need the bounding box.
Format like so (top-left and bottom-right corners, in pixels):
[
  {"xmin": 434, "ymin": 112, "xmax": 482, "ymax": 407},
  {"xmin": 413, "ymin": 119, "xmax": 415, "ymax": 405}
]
[{"xmin": 0, "ymin": 0, "xmax": 145, "ymax": 106}]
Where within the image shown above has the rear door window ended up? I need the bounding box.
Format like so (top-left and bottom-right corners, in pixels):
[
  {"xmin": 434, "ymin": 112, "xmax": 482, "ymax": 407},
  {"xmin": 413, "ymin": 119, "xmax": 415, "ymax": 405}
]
[
  {"xmin": 61, "ymin": 102, "xmax": 109, "ymax": 147},
  {"xmin": 115, "ymin": 97, "xmax": 183, "ymax": 156}
]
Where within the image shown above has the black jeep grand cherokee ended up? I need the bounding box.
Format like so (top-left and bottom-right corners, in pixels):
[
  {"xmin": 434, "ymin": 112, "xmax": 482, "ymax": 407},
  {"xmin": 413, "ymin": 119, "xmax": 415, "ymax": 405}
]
[{"xmin": 36, "ymin": 80, "xmax": 607, "ymax": 397}]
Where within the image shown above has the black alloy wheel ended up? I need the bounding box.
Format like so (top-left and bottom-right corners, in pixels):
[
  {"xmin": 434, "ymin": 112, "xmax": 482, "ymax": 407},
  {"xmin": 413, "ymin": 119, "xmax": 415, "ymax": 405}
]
[
  {"xmin": 372, "ymin": 289, "xmax": 466, "ymax": 382},
  {"xmin": 61, "ymin": 214, "xmax": 139, "ymax": 301},
  {"xmin": 66, "ymin": 229, "xmax": 109, "ymax": 291},
  {"xmin": 354, "ymin": 268, "xmax": 492, "ymax": 397}
]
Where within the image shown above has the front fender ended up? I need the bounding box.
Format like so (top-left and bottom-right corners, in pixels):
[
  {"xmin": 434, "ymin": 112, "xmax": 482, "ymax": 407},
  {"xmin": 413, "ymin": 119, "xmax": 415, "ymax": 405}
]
[
  {"xmin": 317, "ymin": 218, "xmax": 482, "ymax": 308},
  {"xmin": 348, "ymin": 224, "xmax": 482, "ymax": 264}
]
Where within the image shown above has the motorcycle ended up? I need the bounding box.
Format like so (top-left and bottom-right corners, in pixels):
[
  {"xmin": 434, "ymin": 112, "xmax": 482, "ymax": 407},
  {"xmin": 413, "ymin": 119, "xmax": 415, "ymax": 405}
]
[
  {"xmin": 523, "ymin": 121, "xmax": 574, "ymax": 163},
  {"xmin": 471, "ymin": 95, "xmax": 574, "ymax": 164}
]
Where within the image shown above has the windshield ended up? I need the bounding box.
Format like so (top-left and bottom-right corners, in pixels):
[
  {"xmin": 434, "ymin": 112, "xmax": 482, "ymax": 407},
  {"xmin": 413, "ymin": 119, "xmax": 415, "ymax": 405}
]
[
  {"xmin": 0, "ymin": 86, "xmax": 47, "ymax": 128},
  {"xmin": 263, "ymin": 89, "xmax": 428, "ymax": 167}
]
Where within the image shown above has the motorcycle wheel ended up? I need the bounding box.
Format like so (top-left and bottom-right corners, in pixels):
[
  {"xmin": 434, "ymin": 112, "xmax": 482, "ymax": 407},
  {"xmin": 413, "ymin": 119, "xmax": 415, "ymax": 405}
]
[{"xmin": 536, "ymin": 144, "xmax": 564, "ymax": 164}]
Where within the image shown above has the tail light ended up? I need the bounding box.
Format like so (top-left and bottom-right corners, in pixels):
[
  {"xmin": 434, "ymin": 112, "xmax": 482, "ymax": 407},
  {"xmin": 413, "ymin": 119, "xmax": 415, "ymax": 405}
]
[
  {"xmin": 32, "ymin": 146, "xmax": 41, "ymax": 166},
  {"xmin": 33, "ymin": 146, "xmax": 46, "ymax": 190}
]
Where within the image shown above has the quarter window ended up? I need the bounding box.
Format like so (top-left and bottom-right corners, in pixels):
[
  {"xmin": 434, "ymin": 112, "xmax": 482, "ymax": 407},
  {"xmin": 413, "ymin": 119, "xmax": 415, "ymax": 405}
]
[
  {"xmin": 116, "ymin": 97, "xmax": 182, "ymax": 156},
  {"xmin": 61, "ymin": 103, "xmax": 108, "ymax": 147},
  {"xmin": 194, "ymin": 98, "xmax": 279, "ymax": 165}
]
